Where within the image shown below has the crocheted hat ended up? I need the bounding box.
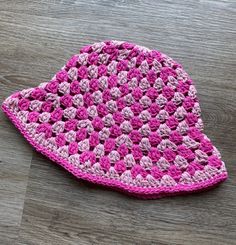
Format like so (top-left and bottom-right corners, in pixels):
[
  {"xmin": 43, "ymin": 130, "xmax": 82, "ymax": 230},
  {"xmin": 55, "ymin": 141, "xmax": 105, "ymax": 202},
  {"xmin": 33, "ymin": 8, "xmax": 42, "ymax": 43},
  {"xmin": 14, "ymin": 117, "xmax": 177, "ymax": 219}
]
[{"xmin": 2, "ymin": 40, "xmax": 228, "ymax": 198}]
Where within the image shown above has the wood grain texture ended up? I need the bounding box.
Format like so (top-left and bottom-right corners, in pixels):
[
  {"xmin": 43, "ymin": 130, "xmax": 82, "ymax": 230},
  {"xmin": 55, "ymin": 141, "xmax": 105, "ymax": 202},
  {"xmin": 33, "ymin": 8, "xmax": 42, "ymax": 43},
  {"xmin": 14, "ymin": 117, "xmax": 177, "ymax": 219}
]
[
  {"xmin": 0, "ymin": 120, "xmax": 32, "ymax": 244},
  {"xmin": 0, "ymin": 0, "xmax": 235, "ymax": 244}
]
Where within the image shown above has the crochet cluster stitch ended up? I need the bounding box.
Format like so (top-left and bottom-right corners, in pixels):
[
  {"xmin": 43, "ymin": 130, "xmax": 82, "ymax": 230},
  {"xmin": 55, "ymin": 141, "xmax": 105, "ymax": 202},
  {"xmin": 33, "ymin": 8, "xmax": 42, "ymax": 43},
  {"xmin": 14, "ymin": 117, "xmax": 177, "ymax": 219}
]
[{"xmin": 1, "ymin": 40, "xmax": 228, "ymax": 198}]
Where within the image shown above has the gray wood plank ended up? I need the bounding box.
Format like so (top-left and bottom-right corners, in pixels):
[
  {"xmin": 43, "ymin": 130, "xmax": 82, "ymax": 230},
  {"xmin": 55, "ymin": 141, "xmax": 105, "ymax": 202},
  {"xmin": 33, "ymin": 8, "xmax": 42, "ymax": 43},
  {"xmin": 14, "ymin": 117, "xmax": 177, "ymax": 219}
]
[
  {"xmin": 0, "ymin": 0, "xmax": 235, "ymax": 244},
  {"xmin": 0, "ymin": 111, "xmax": 33, "ymax": 244},
  {"xmin": 0, "ymin": 37, "xmax": 34, "ymax": 242}
]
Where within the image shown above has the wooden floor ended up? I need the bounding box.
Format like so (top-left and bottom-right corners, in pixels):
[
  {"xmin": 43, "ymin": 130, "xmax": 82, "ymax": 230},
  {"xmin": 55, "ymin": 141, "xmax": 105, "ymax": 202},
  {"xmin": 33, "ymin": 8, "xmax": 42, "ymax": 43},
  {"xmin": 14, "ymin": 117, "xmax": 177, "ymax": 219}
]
[{"xmin": 0, "ymin": 0, "xmax": 236, "ymax": 244}]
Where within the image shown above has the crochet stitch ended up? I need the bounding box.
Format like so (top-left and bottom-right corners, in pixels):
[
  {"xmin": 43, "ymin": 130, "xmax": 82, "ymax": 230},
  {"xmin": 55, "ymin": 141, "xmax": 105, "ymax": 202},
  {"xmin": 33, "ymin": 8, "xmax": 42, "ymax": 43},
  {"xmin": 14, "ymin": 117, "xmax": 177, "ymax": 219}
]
[{"xmin": 1, "ymin": 40, "xmax": 228, "ymax": 199}]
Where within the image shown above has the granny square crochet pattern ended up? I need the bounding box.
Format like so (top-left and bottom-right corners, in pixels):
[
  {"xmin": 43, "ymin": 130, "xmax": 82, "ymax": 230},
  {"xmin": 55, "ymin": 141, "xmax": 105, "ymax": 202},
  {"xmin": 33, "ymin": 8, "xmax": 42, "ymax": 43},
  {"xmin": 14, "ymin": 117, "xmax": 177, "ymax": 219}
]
[{"xmin": 1, "ymin": 40, "xmax": 228, "ymax": 198}]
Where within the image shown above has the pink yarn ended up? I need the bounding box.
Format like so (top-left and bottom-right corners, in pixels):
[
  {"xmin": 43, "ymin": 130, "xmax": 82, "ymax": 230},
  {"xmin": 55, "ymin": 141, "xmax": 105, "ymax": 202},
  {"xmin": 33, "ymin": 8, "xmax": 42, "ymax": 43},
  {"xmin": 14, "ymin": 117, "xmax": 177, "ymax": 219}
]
[
  {"xmin": 168, "ymin": 165, "xmax": 182, "ymax": 181},
  {"xmin": 76, "ymin": 128, "xmax": 87, "ymax": 141},
  {"xmin": 188, "ymin": 127, "xmax": 203, "ymax": 141},
  {"xmin": 56, "ymin": 70, "xmax": 68, "ymax": 83},
  {"xmin": 162, "ymin": 86, "xmax": 175, "ymax": 99},
  {"xmin": 147, "ymin": 70, "xmax": 157, "ymax": 85},
  {"xmin": 80, "ymin": 151, "xmax": 91, "ymax": 164},
  {"xmin": 149, "ymin": 118, "xmax": 160, "ymax": 131},
  {"xmin": 177, "ymin": 145, "xmax": 195, "ymax": 161},
  {"xmin": 83, "ymin": 93, "xmax": 93, "ymax": 106},
  {"xmin": 117, "ymin": 60, "xmax": 128, "ymax": 72},
  {"xmin": 108, "ymin": 75, "xmax": 118, "ymax": 88},
  {"xmin": 163, "ymin": 148, "xmax": 176, "ymax": 162},
  {"xmin": 131, "ymin": 102, "xmax": 143, "ymax": 115},
  {"xmin": 113, "ymin": 111, "xmax": 124, "ymax": 124},
  {"xmin": 127, "ymin": 68, "xmax": 142, "ymax": 81},
  {"xmin": 50, "ymin": 108, "xmax": 63, "ymax": 122},
  {"xmin": 186, "ymin": 162, "xmax": 204, "ymax": 176},
  {"xmin": 160, "ymin": 67, "xmax": 176, "ymax": 82},
  {"xmin": 183, "ymin": 97, "xmax": 195, "ymax": 111},
  {"xmin": 148, "ymin": 103, "xmax": 160, "ymax": 117},
  {"xmin": 76, "ymin": 107, "xmax": 88, "ymax": 119},
  {"xmin": 66, "ymin": 55, "xmax": 78, "ymax": 68},
  {"xmin": 78, "ymin": 66, "xmax": 88, "ymax": 79},
  {"xmin": 36, "ymin": 122, "xmax": 52, "ymax": 138},
  {"xmin": 117, "ymin": 144, "xmax": 129, "ymax": 158},
  {"xmin": 68, "ymin": 142, "xmax": 78, "ymax": 155},
  {"xmin": 169, "ymin": 131, "xmax": 183, "ymax": 145},
  {"xmin": 88, "ymin": 52, "xmax": 99, "ymax": 65},
  {"xmin": 2, "ymin": 40, "xmax": 227, "ymax": 199},
  {"xmin": 100, "ymin": 156, "xmax": 111, "ymax": 171},
  {"xmin": 41, "ymin": 101, "xmax": 53, "ymax": 112},
  {"xmin": 45, "ymin": 80, "xmax": 59, "ymax": 93},
  {"xmin": 148, "ymin": 148, "xmax": 161, "ymax": 162},
  {"xmin": 98, "ymin": 64, "xmax": 107, "ymax": 76},
  {"xmin": 103, "ymin": 43, "xmax": 116, "ymax": 54},
  {"xmin": 30, "ymin": 88, "xmax": 46, "ymax": 100},
  {"xmin": 129, "ymin": 130, "xmax": 142, "ymax": 143},
  {"xmin": 132, "ymin": 88, "xmax": 143, "ymax": 101},
  {"xmin": 165, "ymin": 101, "xmax": 177, "ymax": 114},
  {"xmin": 146, "ymin": 87, "xmax": 158, "ymax": 100},
  {"xmin": 148, "ymin": 132, "xmax": 162, "ymax": 147},
  {"xmin": 89, "ymin": 79, "xmax": 99, "ymax": 91},
  {"xmin": 151, "ymin": 166, "xmax": 163, "ymax": 180},
  {"xmin": 200, "ymin": 139, "xmax": 213, "ymax": 154},
  {"xmin": 89, "ymin": 132, "xmax": 99, "ymax": 147},
  {"xmin": 131, "ymin": 164, "xmax": 147, "ymax": 178},
  {"xmin": 70, "ymin": 81, "xmax": 80, "ymax": 94},
  {"xmin": 208, "ymin": 155, "xmax": 222, "ymax": 168},
  {"xmin": 110, "ymin": 125, "xmax": 122, "ymax": 137},
  {"xmin": 131, "ymin": 145, "xmax": 143, "ymax": 160},
  {"xmin": 28, "ymin": 111, "xmax": 39, "ymax": 123},
  {"xmin": 120, "ymin": 84, "xmax": 129, "ymax": 96},
  {"xmin": 116, "ymin": 98, "xmax": 125, "ymax": 110},
  {"xmin": 102, "ymin": 89, "xmax": 112, "ymax": 102},
  {"xmin": 166, "ymin": 116, "xmax": 179, "ymax": 129},
  {"xmin": 177, "ymin": 81, "xmax": 190, "ymax": 94},
  {"xmin": 186, "ymin": 113, "xmax": 198, "ymax": 126},
  {"xmin": 60, "ymin": 94, "xmax": 73, "ymax": 107},
  {"xmin": 18, "ymin": 98, "xmax": 30, "ymax": 111},
  {"xmin": 136, "ymin": 52, "xmax": 146, "ymax": 65},
  {"xmin": 130, "ymin": 117, "xmax": 143, "ymax": 129},
  {"xmin": 65, "ymin": 119, "xmax": 78, "ymax": 131},
  {"xmin": 92, "ymin": 117, "xmax": 104, "ymax": 131},
  {"xmin": 97, "ymin": 103, "xmax": 108, "ymax": 117},
  {"xmin": 55, "ymin": 133, "xmax": 66, "ymax": 147},
  {"xmin": 114, "ymin": 160, "xmax": 127, "ymax": 174},
  {"xmin": 104, "ymin": 138, "xmax": 116, "ymax": 152}
]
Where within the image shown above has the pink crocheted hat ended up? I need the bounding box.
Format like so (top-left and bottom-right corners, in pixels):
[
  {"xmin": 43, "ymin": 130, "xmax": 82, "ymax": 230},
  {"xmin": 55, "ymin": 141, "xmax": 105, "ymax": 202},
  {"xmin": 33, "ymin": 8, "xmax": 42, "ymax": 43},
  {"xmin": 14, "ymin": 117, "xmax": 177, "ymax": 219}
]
[{"xmin": 2, "ymin": 40, "xmax": 228, "ymax": 198}]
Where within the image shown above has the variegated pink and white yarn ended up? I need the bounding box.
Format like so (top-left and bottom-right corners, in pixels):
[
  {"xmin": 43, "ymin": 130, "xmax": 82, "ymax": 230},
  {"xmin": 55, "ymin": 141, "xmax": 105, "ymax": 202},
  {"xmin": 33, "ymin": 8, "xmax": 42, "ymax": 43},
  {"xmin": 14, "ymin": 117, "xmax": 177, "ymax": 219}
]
[{"xmin": 2, "ymin": 40, "xmax": 228, "ymax": 198}]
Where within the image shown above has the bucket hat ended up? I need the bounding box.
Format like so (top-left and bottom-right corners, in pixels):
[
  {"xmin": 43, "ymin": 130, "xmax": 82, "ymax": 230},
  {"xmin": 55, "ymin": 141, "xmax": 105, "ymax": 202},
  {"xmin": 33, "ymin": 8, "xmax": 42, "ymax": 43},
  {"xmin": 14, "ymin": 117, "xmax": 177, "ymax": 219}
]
[{"xmin": 1, "ymin": 40, "xmax": 228, "ymax": 198}]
